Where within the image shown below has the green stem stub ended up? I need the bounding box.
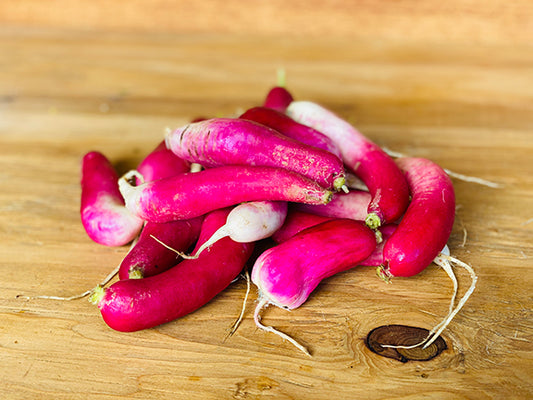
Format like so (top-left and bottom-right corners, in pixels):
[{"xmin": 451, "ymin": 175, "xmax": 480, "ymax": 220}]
[
  {"xmin": 88, "ymin": 285, "xmax": 106, "ymax": 305},
  {"xmin": 365, "ymin": 213, "xmax": 382, "ymax": 230},
  {"xmin": 376, "ymin": 265, "xmax": 393, "ymax": 284}
]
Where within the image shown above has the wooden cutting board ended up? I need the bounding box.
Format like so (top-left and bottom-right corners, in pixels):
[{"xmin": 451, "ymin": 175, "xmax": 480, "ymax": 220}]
[{"xmin": 0, "ymin": 26, "xmax": 532, "ymax": 399}]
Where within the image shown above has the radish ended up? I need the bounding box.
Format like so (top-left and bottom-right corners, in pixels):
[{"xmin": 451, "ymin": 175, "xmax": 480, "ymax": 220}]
[
  {"xmin": 239, "ymin": 106, "xmax": 341, "ymax": 158},
  {"xmin": 118, "ymin": 165, "xmax": 333, "ymax": 223},
  {"xmin": 372, "ymin": 157, "xmax": 477, "ymax": 350},
  {"xmin": 80, "ymin": 151, "xmax": 143, "ymax": 246},
  {"xmin": 271, "ymin": 210, "xmax": 333, "ymax": 244},
  {"xmin": 89, "ymin": 207, "xmax": 255, "ymax": 332},
  {"xmin": 293, "ymin": 190, "xmax": 371, "ymax": 221},
  {"xmin": 251, "ymin": 219, "xmax": 377, "ymax": 355},
  {"xmin": 118, "ymin": 216, "xmax": 203, "ymax": 279},
  {"xmin": 165, "ymin": 117, "xmax": 346, "ymax": 191},
  {"xmin": 175, "ymin": 201, "xmax": 288, "ymax": 259},
  {"xmin": 377, "ymin": 157, "xmax": 456, "ymax": 279},
  {"xmin": 271, "ymin": 208, "xmax": 396, "ymax": 267},
  {"xmin": 286, "ymin": 100, "xmax": 409, "ymax": 228},
  {"xmin": 136, "ymin": 140, "xmax": 191, "ymax": 183},
  {"xmin": 263, "ymin": 86, "xmax": 294, "ymax": 112}
]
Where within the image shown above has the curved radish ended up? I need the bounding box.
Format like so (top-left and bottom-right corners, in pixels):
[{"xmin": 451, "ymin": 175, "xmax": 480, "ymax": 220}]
[
  {"xmin": 286, "ymin": 100, "xmax": 409, "ymax": 228},
  {"xmin": 239, "ymin": 106, "xmax": 341, "ymax": 158},
  {"xmin": 80, "ymin": 151, "xmax": 143, "ymax": 246},
  {"xmin": 271, "ymin": 210, "xmax": 333, "ymax": 244},
  {"xmin": 180, "ymin": 201, "xmax": 288, "ymax": 259},
  {"xmin": 118, "ymin": 165, "xmax": 332, "ymax": 223},
  {"xmin": 263, "ymin": 86, "xmax": 294, "ymax": 112},
  {"xmin": 378, "ymin": 157, "xmax": 455, "ymax": 279},
  {"xmin": 165, "ymin": 117, "xmax": 346, "ymax": 191},
  {"xmin": 136, "ymin": 140, "xmax": 191, "ymax": 184},
  {"xmin": 89, "ymin": 207, "xmax": 255, "ymax": 332},
  {"xmin": 252, "ymin": 219, "xmax": 376, "ymax": 310},
  {"xmin": 251, "ymin": 218, "xmax": 376, "ymax": 354},
  {"xmin": 293, "ymin": 190, "xmax": 371, "ymax": 221},
  {"xmin": 118, "ymin": 216, "xmax": 203, "ymax": 280}
]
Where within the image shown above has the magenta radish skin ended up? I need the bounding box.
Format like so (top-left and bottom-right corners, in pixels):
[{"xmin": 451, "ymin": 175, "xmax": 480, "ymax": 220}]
[
  {"xmin": 293, "ymin": 190, "xmax": 371, "ymax": 221},
  {"xmin": 118, "ymin": 216, "xmax": 203, "ymax": 280},
  {"xmin": 286, "ymin": 101, "xmax": 409, "ymax": 227},
  {"xmin": 381, "ymin": 157, "xmax": 455, "ymax": 278},
  {"xmin": 80, "ymin": 151, "xmax": 143, "ymax": 247},
  {"xmin": 165, "ymin": 117, "xmax": 346, "ymax": 190},
  {"xmin": 239, "ymin": 107, "xmax": 341, "ymax": 158},
  {"xmin": 252, "ymin": 219, "xmax": 376, "ymax": 310},
  {"xmin": 360, "ymin": 224, "xmax": 397, "ymax": 267},
  {"xmin": 136, "ymin": 140, "xmax": 191, "ymax": 184},
  {"xmin": 119, "ymin": 165, "xmax": 333, "ymax": 223},
  {"xmin": 271, "ymin": 210, "xmax": 396, "ymax": 267},
  {"xmin": 271, "ymin": 210, "xmax": 333, "ymax": 243},
  {"xmin": 263, "ymin": 86, "xmax": 294, "ymax": 112},
  {"xmin": 92, "ymin": 208, "xmax": 255, "ymax": 332}
]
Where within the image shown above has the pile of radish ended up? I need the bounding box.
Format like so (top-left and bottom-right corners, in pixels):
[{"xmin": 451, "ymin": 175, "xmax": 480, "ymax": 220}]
[{"xmin": 75, "ymin": 84, "xmax": 480, "ymax": 356}]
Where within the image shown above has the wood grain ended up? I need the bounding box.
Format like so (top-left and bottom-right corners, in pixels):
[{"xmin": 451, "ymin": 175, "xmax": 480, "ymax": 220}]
[
  {"xmin": 0, "ymin": 26, "xmax": 532, "ymax": 399},
  {"xmin": 1, "ymin": 0, "xmax": 533, "ymax": 45}
]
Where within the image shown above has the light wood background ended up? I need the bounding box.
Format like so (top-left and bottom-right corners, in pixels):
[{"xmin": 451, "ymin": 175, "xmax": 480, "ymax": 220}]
[{"xmin": 1, "ymin": 2, "xmax": 532, "ymax": 399}]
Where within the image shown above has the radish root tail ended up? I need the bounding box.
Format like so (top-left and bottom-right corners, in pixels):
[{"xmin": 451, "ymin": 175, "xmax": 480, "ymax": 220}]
[
  {"xmin": 253, "ymin": 296, "xmax": 311, "ymax": 357},
  {"xmin": 224, "ymin": 270, "xmax": 251, "ymax": 341},
  {"xmin": 382, "ymin": 251, "xmax": 477, "ymax": 350}
]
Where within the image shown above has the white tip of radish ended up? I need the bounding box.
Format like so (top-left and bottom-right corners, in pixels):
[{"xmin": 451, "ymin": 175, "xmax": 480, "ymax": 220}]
[
  {"xmin": 253, "ymin": 296, "xmax": 311, "ymax": 357},
  {"xmin": 341, "ymin": 184, "xmax": 349, "ymax": 194}
]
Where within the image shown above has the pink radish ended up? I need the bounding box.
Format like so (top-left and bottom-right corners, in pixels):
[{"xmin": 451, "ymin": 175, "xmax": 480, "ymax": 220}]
[
  {"xmin": 263, "ymin": 86, "xmax": 294, "ymax": 112},
  {"xmin": 118, "ymin": 216, "xmax": 203, "ymax": 280},
  {"xmin": 378, "ymin": 157, "xmax": 456, "ymax": 279},
  {"xmin": 177, "ymin": 201, "xmax": 288, "ymax": 259},
  {"xmin": 251, "ymin": 219, "xmax": 377, "ymax": 354},
  {"xmin": 80, "ymin": 151, "xmax": 143, "ymax": 246},
  {"xmin": 165, "ymin": 117, "xmax": 346, "ymax": 191},
  {"xmin": 118, "ymin": 165, "xmax": 333, "ymax": 223},
  {"xmin": 136, "ymin": 140, "xmax": 191, "ymax": 184},
  {"xmin": 271, "ymin": 209, "xmax": 396, "ymax": 267},
  {"xmin": 89, "ymin": 207, "xmax": 255, "ymax": 332},
  {"xmin": 293, "ymin": 190, "xmax": 371, "ymax": 221},
  {"xmin": 286, "ymin": 100, "xmax": 409, "ymax": 228},
  {"xmin": 271, "ymin": 210, "xmax": 333, "ymax": 244},
  {"xmin": 239, "ymin": 106, "xmax": 341, "ymax": 158}
]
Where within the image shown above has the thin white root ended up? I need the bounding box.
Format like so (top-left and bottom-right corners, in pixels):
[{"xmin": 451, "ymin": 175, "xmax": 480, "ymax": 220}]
[
  {"xmin": 253, "ymin": 296, "xmax": 311, "ymax": 357},
  {"xmin": 150, "ymin": 226, "xmax": 229, "ymax": 260},
  {"xmin": 189, "ymin": 163, "xmax": 203, "ymax": 173},
  {"xmin": 149, "ymin": 234, "xmax": 194, "ymax": 259},
  {"xmin": 443, "ymin": 169, "xmax": 503, "ymax": 189},
  {"xmin": 225, "ymin": 270, "xmax": 251, "ymax": 340},
  {"xmin": 381, "ymin": 147, "xmax": 503, "ymax": 188},
  {"xmin": 17, "ymin": 238, "xmax": 139, "ymax": 301},
  {"xmin": 382, "ymin": 251, "xmax": 477, "ymax": 350}
]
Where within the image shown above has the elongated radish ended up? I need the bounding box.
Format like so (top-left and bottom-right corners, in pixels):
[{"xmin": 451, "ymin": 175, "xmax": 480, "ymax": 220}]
[
  {"xmin": 271, "ymin": 210, "xmax": 333, "ymax": 244},
  {"xmin": 118, "ymin": 216, "xmax": 203, "ymax": 279},
  {"xmin": 136, "ymin": 140, "xmax": 191, "ymax": 183},
  {"xmin": 378, "ymin": 157, "xmax": 456, "ymax": 279},
  {"xmin": 80, "ymin": 151, "xmax": 143, "ymax": 246},
  {"xmin": 165, "ymin": 117, "xmax": 346, "ymax": 191},
  {"xmin": 239, "ymin": 106, "xmax": 341, "ymax": 158},
  {"xmin": 89, "ymin": 207, "xmax": 255, "ymax": 332},
  {"xmin": 251, "ymin": 219, "xmax": 376, "ymax": 354},
  {"xmin": 118, "ymin": 165, "xmax": 332, "ymax": 223},
  {"xmin": 263, "ymin": 86, "xmax": 294, "ymax": 112},
  {"xmin": 293, "ymin": 190, "xmax": 371, "ymax": 221},
  {"xmin": 286, "ymin": 101, "xmax": 409, "ymax": 228},
  {"xmin": 271, "ymin": 208, "xmax": 396, "ymax": 267},
  {"xmin": 178, "ymin": 201, "xmax": 288, "ymax": 259}
]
